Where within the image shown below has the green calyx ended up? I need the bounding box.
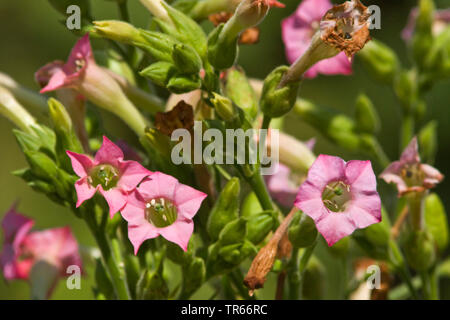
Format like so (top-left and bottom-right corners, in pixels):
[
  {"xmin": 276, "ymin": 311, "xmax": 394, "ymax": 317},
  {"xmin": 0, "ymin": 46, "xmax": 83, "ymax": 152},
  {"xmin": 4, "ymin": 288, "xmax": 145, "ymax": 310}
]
[{"xmin": 145, "ymin": 198, "xmax": 178, "ymax": 228}]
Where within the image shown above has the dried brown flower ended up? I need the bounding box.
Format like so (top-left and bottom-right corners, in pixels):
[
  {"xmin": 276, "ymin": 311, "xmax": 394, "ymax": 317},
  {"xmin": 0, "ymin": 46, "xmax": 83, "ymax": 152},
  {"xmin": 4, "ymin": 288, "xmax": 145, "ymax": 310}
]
[{"xmin": 155, "ymin": 100, "xmax": 194, "ymax": 136}]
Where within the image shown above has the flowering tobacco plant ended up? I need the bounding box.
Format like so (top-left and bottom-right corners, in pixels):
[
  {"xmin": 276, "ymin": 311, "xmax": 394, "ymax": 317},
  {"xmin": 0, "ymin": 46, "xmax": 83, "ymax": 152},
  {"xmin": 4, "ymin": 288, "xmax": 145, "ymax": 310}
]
[{"xmin": 1, "ymin": 0, "xmax": 450, "ymax": 301}]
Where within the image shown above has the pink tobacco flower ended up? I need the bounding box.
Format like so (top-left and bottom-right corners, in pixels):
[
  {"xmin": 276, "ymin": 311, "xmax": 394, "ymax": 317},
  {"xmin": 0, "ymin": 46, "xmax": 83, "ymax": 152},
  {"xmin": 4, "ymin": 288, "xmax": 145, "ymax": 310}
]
[
  {"xmin": 67, "ymin": 136, "xmax": 152, "ymax": 217},
  {"xmin": 295, "ymin": 155, "xmax": 381, "ymax": 246},
  {"xmin": 379, "ymin": 137, "xmax": 444, "ymax": 197},
  {"xmin": 0, "ymin": 206, "xmax": 82, "ymax": 296},
  {"xmin": 282, "ymin": 0, "xmax": 352, "ymax": 78},
  {"xmin": 402, "ymin": 8, "xmax": 450, "ymax": 42},
  {"xmin": 121, "ymin": 172, "xmax": 207, "ymax": 253}
]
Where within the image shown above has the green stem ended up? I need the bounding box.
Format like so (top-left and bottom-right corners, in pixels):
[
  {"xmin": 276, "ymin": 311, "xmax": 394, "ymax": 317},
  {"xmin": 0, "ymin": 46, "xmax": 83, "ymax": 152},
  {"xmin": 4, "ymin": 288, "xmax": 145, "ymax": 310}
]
[
  {"xmin": 420, "ymin": 271, "xmax": 431, "ymax": 299},
  {"xmin": 287, "ymin": 248, "xmax": 300, "ymax": 300},
  {"xmin": 245, "ymin": 170, "xmax": 273, "ymax": 211},
  {"xmin": 430, "ymin": 267, "xmax": 439, "ymax": 300},
  {"xmin": 85, "ymin": 212, "xmax": 131, "ymax": 300}
]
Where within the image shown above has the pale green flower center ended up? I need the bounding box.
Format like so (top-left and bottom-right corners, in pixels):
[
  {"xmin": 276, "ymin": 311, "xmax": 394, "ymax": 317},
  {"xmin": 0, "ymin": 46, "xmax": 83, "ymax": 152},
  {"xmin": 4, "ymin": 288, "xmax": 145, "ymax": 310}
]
[
  {"xmin": 145, "ymin": 198, "xmax": 178, "ymax": 228},
  {"xmin": 88, "ymin": 164, "xmax": 120, "ymax": 190},
  {"xmin": 322, "ymin": 181, "xmax": 351, "ymax": 212}
]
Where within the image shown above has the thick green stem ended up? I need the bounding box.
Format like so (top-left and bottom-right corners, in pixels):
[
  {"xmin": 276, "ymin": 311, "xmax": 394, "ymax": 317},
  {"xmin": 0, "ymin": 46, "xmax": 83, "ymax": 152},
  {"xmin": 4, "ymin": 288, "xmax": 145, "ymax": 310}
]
[
  {"xmin": 287, "ymin": 248, "xmax": 300, "ymax": 300},
  {"xmin": 246, "ymin": 170, "xmax": 273, "ymax": 211}
]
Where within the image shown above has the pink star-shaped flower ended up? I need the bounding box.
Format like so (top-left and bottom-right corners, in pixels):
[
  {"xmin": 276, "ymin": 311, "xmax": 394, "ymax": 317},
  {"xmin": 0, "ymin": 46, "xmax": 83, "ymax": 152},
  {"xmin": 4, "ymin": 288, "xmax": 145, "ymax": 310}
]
[
  {"xmin": 295, "ymin": 155, "xmax": 381, "ymax": 246},
  {"xmin": 380, "ymin": 137, "xmax": 444, "ymax": 197},
  {"xmin": 121, "ymin": 172, "xmax": 207, "ymax": 253},
  {"xmin": 281, "ymin": 0, "xmax": 352, "ymax": 78},
  {"xmin": 67, "ymin": 136, "xmax": 152, "ymax": 217}
]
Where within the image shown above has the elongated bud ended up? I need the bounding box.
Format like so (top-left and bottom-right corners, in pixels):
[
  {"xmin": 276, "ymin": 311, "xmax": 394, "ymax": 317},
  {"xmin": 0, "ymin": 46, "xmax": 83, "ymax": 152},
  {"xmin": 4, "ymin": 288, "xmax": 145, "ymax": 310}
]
[
  {"xmin": 233, "ymin": 0, "xmax": 272, "ymax": 29},
  {"xmin": 210, "ymin": 92, "xmax": 236, "ymax": 121},
  {"xmin": 48, "ymin": 98, "xmax": 72, "ymax": 133},
  {"xmin": 425, "ymin": 193, "xmax": 448, "ymax": 252},
  {"xmin": 140, "ymin": 62, "xmax": 177, "ymax": 87},
  {"xmin": 293, "ymin": 99, "xmax": 361, "ymax": 151},
  {"xmin": 139, "ymin": 30, "xmax": 180, "ymax": 62},
  {"xmin": 171, "ymin": 44, "xmax": 202, "ymax": 74},
  {"xmin": 260, "ymin": 66, "xmax": 300, "ymax": 118},
  {"xmin": 419, "ymin": 121, "xmax": 438, "ymax": 164},
  {"xmin": 413, "ymin": 0, "xmax": 435, "ymax": 69},
  {"xmin": 357, "ymin": 39, "xmax": 399, "ymax": 85},
  {"xmin": 92, "ymin": 20, "xmax": 147, "ymax": 44},
  {"xmin": 139, "ymin": 0, "xmax": 172, "ymax": 23},
  {"xmin": 404, "ymin": 230, "xmax": 436, "ymax": 271},
  {"xmin": 355, "ymin": 93, "xmax": 380, "ymax": 134},
  {"xmin": 0, "ymin": 86, "xmax": 37, "ymax": 134},
  {"xmin": 0, "ymin": 72, "xmax": 47, "ymax": 114},
  {"xmin": 207, "ymin": 178, "xmax": 240, "ymax": 241},
  {"xmin": 225, "ymin": 67, "xmax": 258, "ymax": 120},
  {"xmin": 394, "ymin": 70, "xmax": 418, "ymax": 113},
  {"xmin": 288, "ymin": 211, "xmax": 318, "ymax": 248}
]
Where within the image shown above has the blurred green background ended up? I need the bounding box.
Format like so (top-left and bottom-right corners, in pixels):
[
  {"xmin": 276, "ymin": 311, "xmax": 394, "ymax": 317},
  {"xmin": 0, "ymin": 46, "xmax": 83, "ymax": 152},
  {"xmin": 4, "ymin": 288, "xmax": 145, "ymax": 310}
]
[{"xmin": 0, "ymin": 0, "xmax": 449, "ymax": 299}]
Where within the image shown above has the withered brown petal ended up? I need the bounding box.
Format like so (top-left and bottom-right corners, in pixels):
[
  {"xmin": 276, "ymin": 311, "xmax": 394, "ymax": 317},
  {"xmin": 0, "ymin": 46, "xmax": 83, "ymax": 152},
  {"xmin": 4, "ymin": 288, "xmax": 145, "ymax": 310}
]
[{"xmin": 155, "ymin": 100, "xmax": 194, "ymax": 136}]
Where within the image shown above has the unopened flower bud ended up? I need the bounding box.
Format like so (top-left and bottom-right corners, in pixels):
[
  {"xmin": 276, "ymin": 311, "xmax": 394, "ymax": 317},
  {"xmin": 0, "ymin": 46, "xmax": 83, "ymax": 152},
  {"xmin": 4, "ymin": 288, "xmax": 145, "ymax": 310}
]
[
  {"xmin": 0, "ymin": 86, "xmax": 37, "ymax": 134},
  {"xmin": 260, "ymin": 66, "xmax": 300, "ymax": 118},
  {"xmin": 181, "ymin": 257, "xmax": 206, "ymax": 298},
  {"xmin": 419, "ymin": 121, "xmax": 438, "ymax": 164},
  {"xmin": 355, "ymin": 93, "xmax": 380, "ymax": 134},
  {"xmin": 171, "ymin": 44, "xmax": 202, "ymax": 74},
  {"xmin": 92, "ymin": 20, "xmax": 147, "ymax": 45},
  {"xmin": 404, "ymin": 230, "xmax": 436, "ymax": 272},
  {"xmin": 210, "ymin": 92, "xmax": 236, "ymax": 122},
  {"xmin": 425, "ymin": 193, "xmax": 448, "ymax": 252},
  {"xmin": 48, "ymin": 98, "xmax": 72, "ymax": 134},
  {"xmin": 288, "ymin": 211, "xmax": 318, "ymax": 248},
  {"xmin": 167, "ymin": 74, "xmax": 202, "ymax": 94},
  {"xmin": 225, "ymin": 67, "xmax": 258, "ymax": 120},
  {"xmin": 207, "ymin": 178, "xmax": 240, "ymax": 241},
  {"xmin": 358, "ymin": 39, "xmax": 399, "ymax": 85},
  {"xmin": 412, "ymin": 0, "xmax": 435, "ymax": 69},
  {"xmin": 140, "ymin": 61, "xmax": 177, "ymax": 87},
  {"xmin": 139, "ymin": 0, "xmax": 172, "ymax": 23},
  {"xmin": 246, "ymin": 211, "xmax": 276, "ymax": 244}
]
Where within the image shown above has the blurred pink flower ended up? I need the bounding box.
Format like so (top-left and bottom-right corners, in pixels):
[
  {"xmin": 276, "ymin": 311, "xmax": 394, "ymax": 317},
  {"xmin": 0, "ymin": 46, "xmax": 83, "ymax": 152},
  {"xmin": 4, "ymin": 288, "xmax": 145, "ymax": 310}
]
[
  {"xmin": 295, "ymin": 155, "xmax": 381, "ymax": 246},
  {"xmin": 67, "ymin": 136, "xmax": 152, "ymax": 217},
  {"xmin": 0, "ymin": 206, "xmax": 82, "ymax": 297},
  {"xmin": 380, "ymin": 137, "xmax": 444, "ymax": 197},
  {"xmin": 121, "ymin": 172, "xmax": 207, "ymax": 253},
  {"xmin": 116, "ymin": 140, "xmax": 143, "ymax": 162},
  {"xmin": 402, "ymin": 8, "xmax": 450, "ymax": 42},
  {"xmin": 281, "ymin": 0, "xmax": 352, "ymax": 78}
]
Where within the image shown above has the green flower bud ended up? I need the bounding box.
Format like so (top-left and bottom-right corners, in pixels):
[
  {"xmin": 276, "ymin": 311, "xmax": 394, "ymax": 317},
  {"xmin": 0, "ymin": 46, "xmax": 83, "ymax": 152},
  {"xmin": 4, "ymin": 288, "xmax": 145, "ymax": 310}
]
[
  {"xmin": 357, "ymin": 39, "xmax": 399, "ymax": 85},
  {"xmin": 167, "ymin": 74, "xmax": 202, "ymax": 94},
  {"xmin": 412, "ymin": 0, "xmax": 435, "ymax": 69},
  {"xmin": 246, "ymin": 211, "xmax": 275, "ymax": 245},
  {"xmin": 425, "ymin": 193, "xmax": 448, "ymax": 252},
  {"xmin": 355, "ymin": 94, "xmax": 380, "ymax": 134},
  {"xmin": 0, "ymin": 86, "xmax": 37, "ymax": 135},
  {"xmin": 424, "ymin": 26, "xmax": 450, "ymax": 78},
  {"xmin": 140, "ymin": 61, "xmax": 177, "ymax": 87},
  {"xmin": 181, "ymin": 257, "xmax": 205, "ymax": 298},
  {"xmin": 404, "ymin": 230, "xmax": 436, "ymax": 272},
  {"xmin": 207, "ymin": 178, "xmax": 240, "ymax": 241},
  {"xmin": 139, "ymin": 30, "xmax": 180, "ymax": 62},
  {"xmin": 92, "ymin": 20, "xmax": 147, "ymax": 45},
  {"xmin": 241, "ymin": 192, "xmax": 263, "ymax": 218},
  {"xmin": 136, "ymin": 269, "xmax": 169, "ymax": 300},
  {"xmin": 166, "ymin": 238, "xmax": 195, "ymax": 265},
  {"xmin": 225, "ymin": 67, "xmax": 258, "ymax": 121},
  {"xmin": 218, "ymin": 218, "xmax": 247, "ymax": 246},
  {"xmin": 172, "ymin": 44, "xmax": 202, "ymax": 74},
  {"xmin": 301, "ymin": 255, "xmax": 325, "ymax": 300},
  {"xmin": 158, "ymin": 2, "xmax": 208, "ymax": 57},
  {"xmin": 210, "ymin": 92, "xmax": 236, "ymax": 122},
  {"xmin": 48, "ymin": 98, "xmax": 83, "ymax": 170},
  {"xmin": 260, "ymin": 66, "xmax": 300, "ymax": 118},
  {"xmin": 394, "ymin": 70, "xmax": 418, "ymax": 113},
  {"xmin": 207, "ymin": 23, "xmax": 238, "ymax": 70},
  {"xmin": 288, "ymin": 211, "xmax": 318, "ymax": 248},
  {"xmin": 419, "ymin": 121, "xmax": 438, "ymax": 164}
]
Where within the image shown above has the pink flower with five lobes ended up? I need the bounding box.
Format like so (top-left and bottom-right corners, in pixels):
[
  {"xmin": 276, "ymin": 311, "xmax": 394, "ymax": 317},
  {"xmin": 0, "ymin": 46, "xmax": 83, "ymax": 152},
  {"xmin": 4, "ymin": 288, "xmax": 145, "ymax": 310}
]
[
  {"xmin": 379, "ymin": 137, "xmax": 444, "ymax": 197},
  {"xmin": 121, "ymin": 172, "xmax": 207, "ymax": 253},
  {"xmin": 282, "ymin": 0, "xmax": 352, "ymax": 78},
  {"xmin": 295, "ymin": 155, "xmax": 381, "ymax": 246},
  {"xmin": 67, "ymin": 136, "xmax": 152, "ymax": 217},
  {"xmin": 0, "ymin": 206, "xmax": 82, "ymax": 297},
  {"xmin": 37, "ymin": 34, "xmax": 147, "ymax": 135}
]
